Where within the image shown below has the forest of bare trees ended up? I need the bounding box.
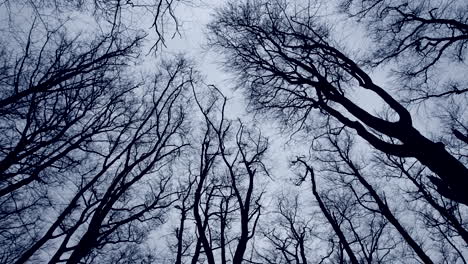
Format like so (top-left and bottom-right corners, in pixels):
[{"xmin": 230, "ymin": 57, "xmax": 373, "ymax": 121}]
[{"xmin": 0, "ymin": 0, "xmax": 466, "ymax": 263}]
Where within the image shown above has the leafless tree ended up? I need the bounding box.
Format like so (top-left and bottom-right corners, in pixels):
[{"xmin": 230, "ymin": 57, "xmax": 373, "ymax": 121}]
[
  {"xmin": 288, "ymin": 123, "xmax": 467, "ymax": 263},
  {"xmin": 2, "ymin": 57, "xmax": 194, "ymax": 264},
  {"xmin": 376, "ymin": 153, "xmax": 468, "ymax": 246},
  {"xmin": 0, "ymin": 0, "xmax": 205, "ymax": 261},
  {"xmin": 3, "ymin": 0, "xmax": 467, "ymax": 263},
  {"xmin": 339, "ymin": 0, "xmax": 468, "ymax": 178},
  {"xmin": 165, "ymin": 86, "xmax": 269, "ymax": 264},
  {"xmin": 255, "ymin": 193, "xmax": 317, "ymax": 264},
  {"xmin": 0, "ymin": 23, "xmax": 143, "ymax": 198},
  {"xmin": 207, "ymin": 0, "xmax": 468, "ymax": 205},
  {"xmin": 171, "ymin": 173, "xmax": 197, "ymax": 264},
  {"xmin": 309, "ymin": 130, "xmax": 434, "ymax": 263},
  {"xmin": 339, "ymin": 0, "xmax": 468, "ymax": 100},
  {"xmin": 0, "ymin": 19, "xmax": 147, "ymax": 263},
  {"xmin": 1, "ymin": 0, "xmax": 190, "ymax": 49}
]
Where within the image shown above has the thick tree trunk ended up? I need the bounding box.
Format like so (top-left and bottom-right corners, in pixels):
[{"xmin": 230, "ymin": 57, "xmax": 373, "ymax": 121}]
[{"xmin": 406, "ymin": 129, "xmax": 468, "ymax": 205}]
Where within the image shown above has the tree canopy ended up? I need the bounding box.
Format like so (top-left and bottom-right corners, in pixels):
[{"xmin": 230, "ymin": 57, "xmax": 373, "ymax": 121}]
[{"xmin": 0, "ymin": 0, "xmax": 467, "ymax": 263}]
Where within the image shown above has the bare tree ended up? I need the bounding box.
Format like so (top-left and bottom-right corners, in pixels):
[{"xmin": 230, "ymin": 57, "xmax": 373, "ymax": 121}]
[
  {"xmin": 172, "ymin": 173, "xmax": 197, "ymax": 264},
  {"xmin": 207, "ymin": 0, "xmax": 468, "ymax": 205},
  {"xmin": 339, "ymin": 0, "xmax": 468, "ymax": 174},
  {"xmin": 288, "ymin": 122, "xmax": 467, "ymax": 263},
  {"xmin": 256, "ymin": 193, "xmax": 316, "ymax": 264},
  {"xmin": 0, "ymin": 0, "xmax": 205, "ymax": 261},
  {"xmin": 339, "ymin": 0, "xmax": 468, "ymax": 99},
  {"xmin": 0, "ymin": 24, "xmax": 143, "ymax": 197},
  {"xmin": 3, "ymin": 0, "xmax": 467, "ymax": 262},
  {"xmin": 377, "ymin": 154, "xmax": 468, "ymax": 246},
  {"xmin": 294, "ymin": 158, "xmax": 361, "ymax": 264},
  {"xmin": 166, "ymin": 86, "xmax": 269, "ymax": 264},
  {"xmin": 1, "ymin": 54, "xmax": 194, "ymax": 263},
  {"xmin": 0, "ymin": 19, "xmax": 146, "ymax": 263},
  {"xmin": 1, "ymin": 0, "xmax": 190, "ymax": 49},
  {"xmin": 50, "ymin": 59, "xmax": 191, "ymax": 264},
  {"xmin": 311, "ymin": 130, "xmax": 434, "ymax": 264}
]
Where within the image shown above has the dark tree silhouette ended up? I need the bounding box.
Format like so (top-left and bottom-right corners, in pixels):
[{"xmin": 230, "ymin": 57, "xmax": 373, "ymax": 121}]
[
  {"xmin": 207, "ymin": 0, "xmax": 468, "ymax": 205},
  {"xmin": 339, "ymin": 0, "xmax": 468, "ymax": 173},
  {"xmin": 0, "ymin": 20, "xmax": 147, "ymax": 263},
  {"xmin": 340, "ymin": 0, "xmax": 468, "ymax": 98},
  {"xmin": 3, "ymin": 57, "xmax": 193, "ymax": 264},
  {"xmin": 286, "ymin": 122, "xmax": 467, "ymax": 263},
  {"xmin": 0, "ymin": 25, "xmax": 143, "ymax": 198},
  {"xmin": 0, "ymin": 2, "xmax": 199, "ymax": 261},
  {"xmin": 255, "ymin": 193, "xmax": 317, "ymax": 264},
  {"xmin": 306, "ymin": 132, "xmax": 434, "ymax": 264},
  {"xmin": 166, "ymin": 86, "xmax": 270, "ymax": 264},
  {"xmin": 1, "ymin": 0, "xmax": 467, "ymax": 263},
  {"xmin": 1, "ymin": 0, "xmax": 187, "ymax": 49},
  {"xmin": 376, "ymin": 153, "xmax": 468, "ymax": 247},
  {"xmin": 294, "ymin": 159, "xmax": 361, "ymax": 264},
  {"xmin": 47, "ymin": 59, "xmax": 192, "ymax": 264}
]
